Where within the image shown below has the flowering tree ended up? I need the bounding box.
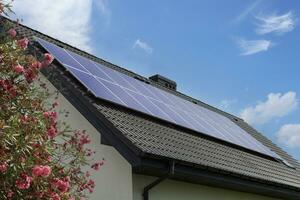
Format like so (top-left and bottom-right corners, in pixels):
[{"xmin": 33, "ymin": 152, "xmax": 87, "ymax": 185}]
[{"xmin": 0, "ymin": 1, "xmax": 103, "ymax": 199}]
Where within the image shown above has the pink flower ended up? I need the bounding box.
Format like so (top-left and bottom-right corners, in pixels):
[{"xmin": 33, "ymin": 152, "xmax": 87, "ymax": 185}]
[
  {"xmin": 32, "ymin": 166, "xmax": 43, "ymax": 177},
  {"xmin": 15, "ymin": 174, "xmax": 32, "ymax": 190},
  {"xmin": 42, "ymin": 165, "xmax": 52, "ymax": 177},
  {"xmin": 46, "ymin": 155, "xmax": 52, "ymax": 162},
  {"xmin": 50, "ymin": 111, "xmax": 57, "ymax": 124},
  {"xmin": 6, "ymin": 190, "xmax": 14, "ymax": 199},
  {"xmin": 24, "ymin": 68, "xmax": 37, "ymax": 83},
  {"xmin": 7, "ymin": 28, "xmax": 17, "ymax": 38},
  {"xmin": 43, "ymin": 111, "xmax": 50, "ymax": 118},
  {"xmin": 51, "ymin": 178, "xmax": 70, "ymax": 193},
  {"xmin": 42, "ymin": 53, "xmax": 54, "ymax": 66},
  {"xmin": 32, "ymin": 165, "xmax": 52, "ymax": 177},
  {"xmin": 91, "ymin": 160, "xmax": 104, "ymax": 171},
  {"xmin": 47, "ymin": 126, "xmax": 57, "ymax": 138},
  {"xmin": 79, "ymin": 134, "xmax": 91, "ymax": 147},
  {"xmin": 0, "ymin": 162, "xmax": 8, "ymax": 173},
  {"xmin": 13, "ymin": 64, "xmax": 24, "ymax": 74},
  {"xmin": 17, "ymin": 38, "xmax": 29, "ymax": 49},
  {"xmin": 20, "ymin": 115, "xmax": 29, "ymax": 124}
]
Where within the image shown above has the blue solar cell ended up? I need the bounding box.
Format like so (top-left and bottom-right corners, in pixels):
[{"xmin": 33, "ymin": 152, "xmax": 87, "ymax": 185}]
[
  {"xmin": 150, "ymin": 99, "xmax": 191, "ymax": 127},
  {"xmin": 123, "ymin": 77, "xmax": 161, "ymax": 100},
  {"xmin": 36, "ymin": 38, "xmax": 89, "ymax": 73},
  {"xmin": 97, "ymin": 79, "xmax": 151, "ymax": 115},
  {"xmin": 125, "ymin": 89, "xmax": 174, "ymax": 122},
  {"xmin": 65, "ymin": 67, "xmax": 125, "ymax": 106},
  {"xmin": 37, "ymin": 37, "xmax": 282, "ymax": 161},
  {"xmin": 103, "ymin": 69, "xmax": 140, "ymax": 93},
  {"xmin": 150, "ymin": 87, "xmax": 178, "ymax": 107},
  {"xmin": 65, "ymin": 50, "xmax": 113, "ymax": 81}
]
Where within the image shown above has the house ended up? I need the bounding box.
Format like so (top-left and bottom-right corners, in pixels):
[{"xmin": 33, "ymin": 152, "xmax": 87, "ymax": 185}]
[{"xmin": 3, "ymin": 17, "xmax": 300, "ymax": 200}]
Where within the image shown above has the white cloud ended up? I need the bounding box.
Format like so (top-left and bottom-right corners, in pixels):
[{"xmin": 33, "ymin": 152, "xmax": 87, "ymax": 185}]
[
  {"xmin": 277, "ymin": 124, "xmax": 300, "ymax": 148},
  {"xmin": 12, "ymin": 0, "xmax": 109, "ymax": 53},
  {"xmin": 233, "ymin": 0, "xmax": 262, "ymax": 23},
  {"xmin": 133, "ymin": 39, "xmax": 153, "ymax": 54},
  {"xmin": 255, "ymin": 11, "xmax": 296, "ymax": 35},
  {"xmin": 236, "ymin": 38, "xmax": 272, "ymax": 56},
  {"xmin": 241, "ymin": 92, "xmax": 298, "ymax": 125}
]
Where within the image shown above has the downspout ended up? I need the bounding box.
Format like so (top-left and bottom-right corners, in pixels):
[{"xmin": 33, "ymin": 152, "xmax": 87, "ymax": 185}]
[{"xmin": 143, "ymin": 161, "xmax": 175, "ymax": 200}]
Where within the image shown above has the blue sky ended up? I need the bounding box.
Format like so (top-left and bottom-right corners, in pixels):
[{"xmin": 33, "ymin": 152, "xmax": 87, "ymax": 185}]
[{"xmin": 13, "ymin": 0, "xmax": 300, "ymax": 161}]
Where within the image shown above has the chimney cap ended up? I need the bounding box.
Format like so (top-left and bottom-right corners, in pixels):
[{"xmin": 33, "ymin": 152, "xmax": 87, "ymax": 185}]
[{"xmin": 149, "ymin": 74, "xmax": 177, "ymax": 91}]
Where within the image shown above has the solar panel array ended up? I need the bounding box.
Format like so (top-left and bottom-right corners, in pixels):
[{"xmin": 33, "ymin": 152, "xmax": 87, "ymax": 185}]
[{"xmin": 36, "ymin": 38, "xmax": 281, "ymax": 160}]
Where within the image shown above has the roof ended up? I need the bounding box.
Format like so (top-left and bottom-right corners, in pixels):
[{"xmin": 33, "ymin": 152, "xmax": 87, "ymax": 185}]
[{"xmin": 4, "ymin": 17, "xmax": 300, "ymax": 199}]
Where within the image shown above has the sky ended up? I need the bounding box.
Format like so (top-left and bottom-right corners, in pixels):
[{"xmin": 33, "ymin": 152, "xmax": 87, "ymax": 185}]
[{"xmin": 11, "ymin": 0, "xmax": 300, "ymax": 161}]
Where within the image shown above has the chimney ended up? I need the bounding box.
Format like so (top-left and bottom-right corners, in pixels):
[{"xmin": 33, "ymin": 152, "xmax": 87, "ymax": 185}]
[{"xmin": 149, "ymin": 74, "xmax": 177, "ymax": 91}]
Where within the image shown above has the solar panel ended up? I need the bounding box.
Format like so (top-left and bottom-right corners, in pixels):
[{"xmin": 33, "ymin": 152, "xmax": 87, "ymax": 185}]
[{"xmin": 36, "ymin": 38, "xmax": 282, "ymax": 160}]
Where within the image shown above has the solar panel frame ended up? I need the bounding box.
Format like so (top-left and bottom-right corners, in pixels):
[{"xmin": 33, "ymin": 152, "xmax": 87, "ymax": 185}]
[{"xmin": 36, "ymin": 37, "xmax": 283, "ymax": 161}]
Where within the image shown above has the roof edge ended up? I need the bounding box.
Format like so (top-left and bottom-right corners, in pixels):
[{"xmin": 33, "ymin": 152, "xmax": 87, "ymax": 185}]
[{"xmin": 135, "ymin": 157, "xmax": 300, "ymax": 200}]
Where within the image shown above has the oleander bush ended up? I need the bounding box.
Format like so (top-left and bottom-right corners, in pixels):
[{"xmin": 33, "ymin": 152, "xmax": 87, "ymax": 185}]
[{"xmin": 0, "ymin": 1, "xmax": 103, "ymax": 199}]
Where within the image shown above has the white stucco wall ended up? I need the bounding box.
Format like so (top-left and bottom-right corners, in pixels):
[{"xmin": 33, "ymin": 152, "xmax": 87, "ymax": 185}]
[
  {"xmin": 41, "ymin": 75, "xmax": 133, "ymax": 200},
  {"xmin": 133, "ymin": 174, "xmax": 282, "ymax": 200}
]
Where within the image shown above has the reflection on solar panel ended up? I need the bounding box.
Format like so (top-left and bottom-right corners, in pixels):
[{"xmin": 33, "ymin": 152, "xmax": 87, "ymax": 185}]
[{"xmin": 36, "ymin": 38, "xmax": 282, "ymax": 160}]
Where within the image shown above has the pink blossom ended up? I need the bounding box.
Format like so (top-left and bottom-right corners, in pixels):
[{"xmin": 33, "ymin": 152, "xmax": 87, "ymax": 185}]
[
  {"xmin": 32, "ymin": 165, "xmax": 52, "ymax": 177},
  {"xmin": 7, "ymin": 28, "xmax": 17, "ymax": 38},
  {"xmin": 17, "ymin": 38, "xmax": 29, "ymax": 49},
  {"xmin": 50, "ymin": 111, "xmax": 57, "ymax": 124},
  {"xmin": 6, "ymin": 190, "xmax": 14, "ymax": 198},
  {"xmin": 15, "ymin": 174, "xmax": 32, "ymax": 190},
  {"xmin": 42, "ymin": 165, "xmax": 52, "ymax": 177},
  {"xmin": 13, "ymin": 64, "xmax": 24, "ymax": 74},
  {"xmin": 42, "ymin": 53, "xmax": 54, "ymax": 66},
  {"xmin": 0, "ymin": 162, "xmax": 8, "ymax": 173},
  {"xmin": 47, "ymin": 126, "xmax": 57, "ymax": 138},
  {"xmin": 0, "ymin": 79, "xmax": 11, "ymax": 90},
  {"xmin": 51, "ymin": 178, "xmax": 70, "ymax": 193},
  {"xmin": 43, "ymin": 111, "xmax": 50, "ymax": 118},
  {"xmin": 79, "ymin": 134, "xmax": 91, "ymax": 147},
  {"xmin": 91, "ymin": 160, "xmax": 104, "ymax": 171},
  {"xmin": 24, "ymin": 68, "xmax": 37, "ymax": 83},
  {"xmin": 32, "ymin": 166, "xmax": 43, "ymax": 177},
  {"xmin": 20, "ymin": 115, "xmax": 29, "ymax": 124},
  {"xmin": 79, "ymin": 178, "xmax": 95, "ymax": 194},
  {"xmin": 46, "ymin": 155, "xmax": 52, "ymax": 162}
]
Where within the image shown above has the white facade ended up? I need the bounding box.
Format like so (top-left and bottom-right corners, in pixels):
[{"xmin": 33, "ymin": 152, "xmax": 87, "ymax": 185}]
[
  {"xmin": 133, "ymin": 174, "xmax": 282, "ymax": 200},
  {"xmin": 43, "ymin": 75, "xmax": 282, "ymax": 200},
  {"xmin": 43, "ymin": 76, "xmax": 133, "ymax": 200}
]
